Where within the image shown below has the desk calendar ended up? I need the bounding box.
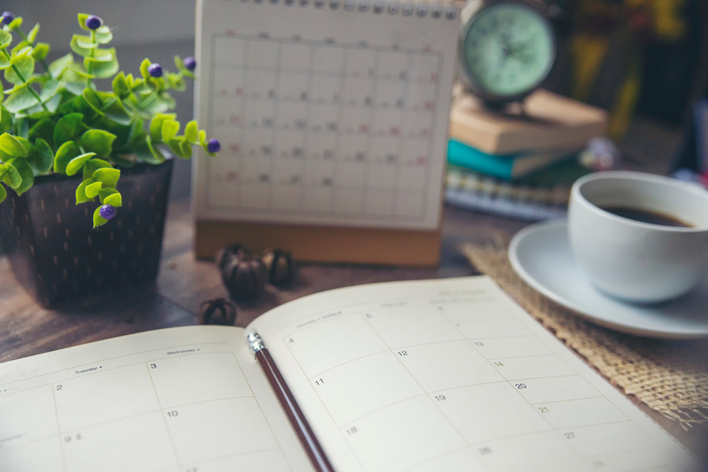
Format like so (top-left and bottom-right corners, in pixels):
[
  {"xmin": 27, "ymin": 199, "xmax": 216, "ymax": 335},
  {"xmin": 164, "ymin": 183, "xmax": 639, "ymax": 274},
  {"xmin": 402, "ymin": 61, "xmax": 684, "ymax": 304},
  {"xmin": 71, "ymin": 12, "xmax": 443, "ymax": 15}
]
[
  {"xmin": 192, "ymin": 0, "xmax": 459, "ymax": 264},
  {"xmin": 0, "ymin": 277, "xmax": 697, "ymax": 472}
]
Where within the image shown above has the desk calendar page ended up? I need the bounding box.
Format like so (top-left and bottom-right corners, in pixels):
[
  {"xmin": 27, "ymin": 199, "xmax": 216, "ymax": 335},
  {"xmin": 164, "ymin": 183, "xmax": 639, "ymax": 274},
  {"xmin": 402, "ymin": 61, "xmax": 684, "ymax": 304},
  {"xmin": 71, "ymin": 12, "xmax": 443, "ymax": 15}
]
[{"xmin": 192, "ymin": 0, "xmax": 459, "ymax": 230}]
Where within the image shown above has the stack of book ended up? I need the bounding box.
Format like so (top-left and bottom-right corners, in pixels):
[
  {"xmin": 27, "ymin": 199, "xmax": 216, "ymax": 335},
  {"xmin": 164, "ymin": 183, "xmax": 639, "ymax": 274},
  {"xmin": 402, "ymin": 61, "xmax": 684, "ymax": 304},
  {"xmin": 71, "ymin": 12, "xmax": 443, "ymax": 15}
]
[{"xmin": 446, "ymin": 89, "xmax": 608, "ymax": 220}]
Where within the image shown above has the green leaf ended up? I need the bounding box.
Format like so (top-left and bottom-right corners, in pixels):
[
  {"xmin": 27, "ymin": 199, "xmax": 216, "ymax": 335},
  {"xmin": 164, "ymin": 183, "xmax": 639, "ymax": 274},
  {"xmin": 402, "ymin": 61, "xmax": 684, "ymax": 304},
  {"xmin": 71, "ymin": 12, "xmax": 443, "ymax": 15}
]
[
  {"xmin": 102, "ymin": 96, "xmax": 131, "ymax": 126},
  {"xmin": 140, "ymin": 58, "xmax": 151, "ymax": 79},
  {"xmin": 80, "ymin": 129, "xmax": 116, "ymax": 158},
  {"xmin": 95, "ymin": 26, "xmax": 113, "ymax": 44},
  {"xmin": 8, "ymin": 158, "xmax": 33, "ymax": 195},
  {"xmin": 62, "ymin": 81, "xmax": 85, "ymax": 96},
  {"xmin": 10, "ymin": 47, "xmax": 32, "ymax": 64},
  {"xmin": 39, "ymin": 79, "xmax": 60, "ymax": 103},
  {"xmin": 0, "ymin": 107, "xmax": 11, "ymax": 134},
  {"xmin": 128, "ymin": 119, "xmax": 146, "ymax": 144},
  {"xmin": 49, "ymin": 53, "xmax": 73, "ymax": 79},
  {"xmin": 149, "ymin": 113, "xmax": 176, "ymax": 142},
  {"xmin": 179, "ymin": 140, "xmax": 192, "ymax": 159},
  {"xmin": 93, "ymin": 206, "xmax": 108, "ymax": 228},
  {"xmin": 0, "ymin": 183, "xmax": 6, "ymax": 204},
  {"xmin": 75, "ymin": 35, "xmax": 97, "ymax": 49},
  {"xmin": 31, "ymin": 138, "xmax": 54, "ymax": 173},
  {"xmin": 76, "ymin": 178, "xmax": 94, "ymax": 203},
  {"xmin": 174, "ymin": 55, "xmax": 184, "ymax": 70},
  {"xmin": 98, "ymin": 187, "xmax": 118, "ymax": 203},
  {"xmin": 31, "ymin": 43, "xmax": 50, "ymax": 62},
  {"xmin": 16, "ymin": 119, "xmax": 28, "ymax": 139},
  {"xmin": 11, "ymin": 41, "xmax": 29, "ymax": 55},
  {"xmin": 27, "ymin": 24, "xmax": 40, "ymax": 44},
  {"xmin": 85, "ymin": 48, "xmax": 119, "ymax": 78},
  {"xmin": 7, "ymin": 18, "xmax": 23, "ymax": 30},
  {"xmin": 161, "ymin": 120, "xmax": 180, "ymax": 144},
  {"xmin": 112, "ymin": 72, "xmax": 131, "ymax": 99},
  {"xmin": 103, "ymin": 192, "xmax": 122, "ymax": 207},
  {"xmin": 168, "ymin": 138, "xmax": 184, "ymax": 158},
  {"xmin": 93, "ymin": 168, "xmax": 120, "ymax": 188},
  {"xmin": 54, "ymin": 141, "xmax": 81, "ymax": 174},
  {"xmin": 70, "ymin": 35, "xmax": 92, "ymax": 57},
  {"xmin": 14, "ymin": 136, "xmax": 34, "ymax": 153},
  {"xmin": 78, "ymin": 14, "xmax": 90, "ymax": 31},
  {"xmin": 184, "ymin": 120, "xmax": 198, "ymax": 143},
  {"xmin": 0, "ymin": 30, "xmax": 11, "ymax": 49},
  {"xmin": 82, "ymin": 88, "xmax": 104, "ymax": 116},
  {"xmin": 85, "ymin": 180, "xmax": 103, "ymax": 198},
  {"xmin": 3, "ymin": 86, "xmax": 40, "ymax": 113},
  {"xmin": 4, "ymin": 81, "xmax": 31, "ymax": 94},
  {"xmin": 4, "ymin": 57, "xmax": 35, "ymax": 85},
  {"xmin": 66, "ymin": 152, "xmax": 96, "ymax": 176},
  {"xmin": 83, "ymin": 158, "xmax": 112, "ymax": 179},
  {"xmin": 0, "ymin": 133, "xmax": 28, "ymax": 158},
  {"xmin": 198, "ymin": 130, "xmax": 206, "ymax": 145},
  {"xmin": 167, "ymin": 73, "xmax": 186, "ymax": 92},
  {"xmin": 145, "ymin": 136, "xmax": 166, "ymax": 164},
  {"xmin": 53, "ymin": 113, "xmax": 84, "ymax": 146},
  {"xmin": 0, "ymin": 162, "xmax": 21, "ymax": 188},
  {"xmin": 0, "ymin": 53, "xmax": 10, "ymax": 70}
]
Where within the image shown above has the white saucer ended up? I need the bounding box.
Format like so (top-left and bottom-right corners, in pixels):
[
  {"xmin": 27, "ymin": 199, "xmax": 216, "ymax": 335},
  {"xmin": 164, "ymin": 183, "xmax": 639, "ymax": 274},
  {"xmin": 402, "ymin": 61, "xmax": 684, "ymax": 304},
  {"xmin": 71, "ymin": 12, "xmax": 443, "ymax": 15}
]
[{"xmin": 508, "ymin": 220, "xmax": 708, "ymax": 339}]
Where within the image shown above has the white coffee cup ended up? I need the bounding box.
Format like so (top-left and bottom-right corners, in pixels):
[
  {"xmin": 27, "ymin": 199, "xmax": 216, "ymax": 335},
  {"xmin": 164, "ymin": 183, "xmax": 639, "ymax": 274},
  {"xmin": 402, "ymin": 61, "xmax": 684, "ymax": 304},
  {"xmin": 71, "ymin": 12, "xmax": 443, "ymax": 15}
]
[{"xmin": 568, "ymin": 171, "xmax": 708, "ymax": 303}]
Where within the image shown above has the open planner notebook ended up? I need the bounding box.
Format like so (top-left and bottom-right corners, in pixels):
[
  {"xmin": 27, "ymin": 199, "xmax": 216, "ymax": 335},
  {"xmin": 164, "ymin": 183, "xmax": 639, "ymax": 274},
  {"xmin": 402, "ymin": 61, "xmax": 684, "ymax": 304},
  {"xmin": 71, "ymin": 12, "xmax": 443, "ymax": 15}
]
[{"xmin": 0, "ymin": 277, "xmax": 697, "ymax": 472}]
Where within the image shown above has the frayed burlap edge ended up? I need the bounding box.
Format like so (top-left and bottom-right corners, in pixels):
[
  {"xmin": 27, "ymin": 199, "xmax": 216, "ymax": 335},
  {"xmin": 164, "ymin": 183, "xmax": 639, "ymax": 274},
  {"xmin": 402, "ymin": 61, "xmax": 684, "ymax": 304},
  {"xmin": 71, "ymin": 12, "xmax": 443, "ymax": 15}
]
[{"xmin": 461, "ymin": 241, "xmax": 708, "ymax": 430}]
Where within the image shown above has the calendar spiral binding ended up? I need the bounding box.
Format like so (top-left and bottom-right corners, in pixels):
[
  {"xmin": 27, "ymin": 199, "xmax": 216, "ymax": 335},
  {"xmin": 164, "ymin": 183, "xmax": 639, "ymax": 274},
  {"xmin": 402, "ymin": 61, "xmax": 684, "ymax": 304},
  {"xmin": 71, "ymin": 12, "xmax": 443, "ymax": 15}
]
[{"xmin": 236, "ymin": 0, "xmax": 462, "ymax": 19}]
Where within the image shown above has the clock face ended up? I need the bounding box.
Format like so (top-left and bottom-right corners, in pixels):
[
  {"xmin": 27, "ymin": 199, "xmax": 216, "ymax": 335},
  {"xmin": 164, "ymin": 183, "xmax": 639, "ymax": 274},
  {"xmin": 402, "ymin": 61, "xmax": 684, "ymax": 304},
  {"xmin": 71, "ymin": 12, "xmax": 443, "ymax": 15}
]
[{"xmin": 462, "ymin": 2, "xmax": 555, "ymax": 99}]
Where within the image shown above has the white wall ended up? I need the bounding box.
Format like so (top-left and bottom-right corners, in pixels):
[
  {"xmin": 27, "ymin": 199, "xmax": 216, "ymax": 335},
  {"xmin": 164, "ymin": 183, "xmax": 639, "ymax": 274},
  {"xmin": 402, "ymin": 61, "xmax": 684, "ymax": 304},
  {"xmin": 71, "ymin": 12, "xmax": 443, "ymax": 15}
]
[{"xmin": 10, "ymin": 0, "xmax": 195, "ymax": 47}]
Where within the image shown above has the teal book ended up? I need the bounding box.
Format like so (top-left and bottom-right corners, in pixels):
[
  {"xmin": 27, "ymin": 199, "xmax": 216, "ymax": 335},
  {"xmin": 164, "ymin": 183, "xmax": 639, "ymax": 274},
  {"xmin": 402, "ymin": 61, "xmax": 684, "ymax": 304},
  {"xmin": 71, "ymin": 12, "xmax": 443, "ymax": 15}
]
[{"xmin": 447, "ymin": 139, "xmax": 579, "ymax": 180}]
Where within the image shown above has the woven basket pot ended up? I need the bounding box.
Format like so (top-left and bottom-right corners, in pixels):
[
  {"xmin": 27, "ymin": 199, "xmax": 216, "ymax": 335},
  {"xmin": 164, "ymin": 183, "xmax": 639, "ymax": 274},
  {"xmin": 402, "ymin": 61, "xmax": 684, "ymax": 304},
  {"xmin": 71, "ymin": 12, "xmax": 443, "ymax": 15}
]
[{"xmin": 0, "ymin": 158, "xmax": 173, "ymax": 307}]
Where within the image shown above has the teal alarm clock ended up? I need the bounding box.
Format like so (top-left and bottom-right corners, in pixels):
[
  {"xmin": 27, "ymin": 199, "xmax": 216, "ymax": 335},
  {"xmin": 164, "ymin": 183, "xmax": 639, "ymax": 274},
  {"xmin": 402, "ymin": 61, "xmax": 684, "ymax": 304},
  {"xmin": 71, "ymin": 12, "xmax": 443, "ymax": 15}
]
[{"xmin": 458, "ymin": 0, "xmax": 556, "ymax": 105}]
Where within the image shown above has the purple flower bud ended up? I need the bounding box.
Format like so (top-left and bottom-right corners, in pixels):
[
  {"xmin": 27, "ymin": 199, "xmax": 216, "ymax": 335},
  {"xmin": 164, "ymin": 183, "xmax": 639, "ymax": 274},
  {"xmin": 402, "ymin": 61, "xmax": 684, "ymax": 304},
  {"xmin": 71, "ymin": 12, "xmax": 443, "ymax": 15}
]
[
  {"xmin": 85, "ymin": 15, "xmax": 103, "ymax": 30},
  {"xmin": 207, "ymin": 139, "xmax": 221, "ymax": 153},
  {"xmin": 184, "ymin": 57, "xmax": 197, "ymax": 71},
  {"xmin": 147, "ymin": 63, "xmax": 163, "ymax": 78},
  {"xmin": 99, "ymin": 204, "xmax": 117, "ymax": 220},
  {"xmin": 1, "ymin": 11, "xmax": 15, "ymax": 26}
]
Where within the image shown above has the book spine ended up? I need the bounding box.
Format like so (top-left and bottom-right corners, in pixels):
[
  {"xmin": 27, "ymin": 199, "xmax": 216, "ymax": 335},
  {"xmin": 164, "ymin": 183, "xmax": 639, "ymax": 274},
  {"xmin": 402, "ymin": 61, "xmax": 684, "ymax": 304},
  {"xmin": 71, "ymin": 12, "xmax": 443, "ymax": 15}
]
[{"xmin": 447, "ymin": 139, "xmax": 515, "ymax": 180}]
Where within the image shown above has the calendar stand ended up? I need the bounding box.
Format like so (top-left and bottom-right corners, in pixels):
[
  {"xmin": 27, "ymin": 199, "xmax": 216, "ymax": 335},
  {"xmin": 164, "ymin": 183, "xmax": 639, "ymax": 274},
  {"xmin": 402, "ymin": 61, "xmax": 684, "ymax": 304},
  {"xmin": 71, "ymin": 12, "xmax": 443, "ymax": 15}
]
[{"xmin": 195, "ymin": 220, "xmax": 441, "ymax": 266}]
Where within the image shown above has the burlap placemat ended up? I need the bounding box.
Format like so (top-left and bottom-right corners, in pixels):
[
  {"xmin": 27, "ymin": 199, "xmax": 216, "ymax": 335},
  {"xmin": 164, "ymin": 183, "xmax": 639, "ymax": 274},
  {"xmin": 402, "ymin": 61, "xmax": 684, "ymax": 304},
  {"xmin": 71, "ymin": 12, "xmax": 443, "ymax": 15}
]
[{"xmin": 461, "ymin": 242, "xmax": 708, "ymax": 429}]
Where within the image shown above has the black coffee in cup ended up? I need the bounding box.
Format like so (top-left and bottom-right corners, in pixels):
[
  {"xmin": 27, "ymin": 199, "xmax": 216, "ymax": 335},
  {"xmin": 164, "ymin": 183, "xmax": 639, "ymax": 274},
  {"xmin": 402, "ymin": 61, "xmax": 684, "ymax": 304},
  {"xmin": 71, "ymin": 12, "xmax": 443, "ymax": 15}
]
[{"xmin": 601, "ymin": 206, "xmax": 693, "ymax": 228}]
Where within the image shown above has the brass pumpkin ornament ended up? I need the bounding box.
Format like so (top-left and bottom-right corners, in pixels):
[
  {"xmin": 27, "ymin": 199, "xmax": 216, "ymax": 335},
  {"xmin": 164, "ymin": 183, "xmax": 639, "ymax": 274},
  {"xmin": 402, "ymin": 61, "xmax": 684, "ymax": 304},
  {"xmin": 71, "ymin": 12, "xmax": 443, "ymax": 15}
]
[
  {"xmin": 198, "ymin": 298, "xmax": 237, "ymax": 325},
  {"xmin": 261, "ymin": 248, "xmax": 298, "ymax": 285},
  {"xmin": 220, "ymin": 253, "xmax": 268, "ymax": 299}
]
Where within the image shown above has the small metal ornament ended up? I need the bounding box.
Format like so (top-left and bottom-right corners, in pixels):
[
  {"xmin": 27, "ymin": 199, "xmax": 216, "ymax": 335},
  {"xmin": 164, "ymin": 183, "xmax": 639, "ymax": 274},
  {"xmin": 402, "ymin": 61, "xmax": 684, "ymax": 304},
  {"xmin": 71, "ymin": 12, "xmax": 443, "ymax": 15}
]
[
  {"xmin": 198, "ymin": 298, "xmax": 238, "ymax": 325},
  {"xmin": 220, "ymin": 253, "xmax": 268, "ymax": 299},
  {"xmin": 215, "ymin": 243, "xmax": 250, "ymax": 270},
  {"xmin": 261, "ymin": 248, "xmax": 298, "ymax": 285}
]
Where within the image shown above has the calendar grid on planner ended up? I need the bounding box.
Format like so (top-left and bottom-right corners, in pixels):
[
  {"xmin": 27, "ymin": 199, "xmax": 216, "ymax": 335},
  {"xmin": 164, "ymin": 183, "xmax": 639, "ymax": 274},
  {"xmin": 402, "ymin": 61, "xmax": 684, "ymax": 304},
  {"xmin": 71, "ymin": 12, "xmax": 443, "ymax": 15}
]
[
  {"xmin": 0, "ymin": 351, "xmax": 293, "ymax": 472},
  {"xmin": 204, "ymin": 32, "xmax": 442, "ymax": 220},
  {"xmin": 279, "ymin": 297, "xmax": 673, "ymax": 472}
]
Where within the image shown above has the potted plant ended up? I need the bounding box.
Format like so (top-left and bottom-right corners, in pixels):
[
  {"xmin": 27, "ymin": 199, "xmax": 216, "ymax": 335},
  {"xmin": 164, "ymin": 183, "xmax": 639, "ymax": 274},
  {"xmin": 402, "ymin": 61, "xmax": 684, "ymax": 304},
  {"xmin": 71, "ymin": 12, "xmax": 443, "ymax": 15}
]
[{"xmin": 0, "ymin": 11, "xmax": 220, "ymax": 307}]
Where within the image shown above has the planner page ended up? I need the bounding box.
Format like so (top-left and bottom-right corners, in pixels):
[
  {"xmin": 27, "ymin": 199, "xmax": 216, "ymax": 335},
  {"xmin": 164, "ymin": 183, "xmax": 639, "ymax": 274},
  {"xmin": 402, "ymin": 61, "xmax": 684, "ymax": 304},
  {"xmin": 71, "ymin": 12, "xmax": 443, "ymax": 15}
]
[
  {"xmin": 0, "ymin": 326, "xmax": 313, "ymax": 472},
  {"xmin": 249, "ymin": 276, "xmax": 697, "ymax": 472},
  {"xmin": 193, "ymin": 0, "xmax": 458, "ymax": 230}
]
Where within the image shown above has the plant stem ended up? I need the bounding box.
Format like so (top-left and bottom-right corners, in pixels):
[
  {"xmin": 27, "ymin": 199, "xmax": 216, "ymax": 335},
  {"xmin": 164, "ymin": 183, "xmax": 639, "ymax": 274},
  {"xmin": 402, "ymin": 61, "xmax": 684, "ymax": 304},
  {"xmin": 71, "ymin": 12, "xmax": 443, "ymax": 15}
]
[
  {"xmin": 86, "ymin": 30, "xmax": 96, "ymax": 88},
  {"xmin": 15, "ymin": 28, "xmax": 50, "ymax": 74},
  {"xmin": 2, "ymin": 49, "xmax": 48, "ymax": 112}
]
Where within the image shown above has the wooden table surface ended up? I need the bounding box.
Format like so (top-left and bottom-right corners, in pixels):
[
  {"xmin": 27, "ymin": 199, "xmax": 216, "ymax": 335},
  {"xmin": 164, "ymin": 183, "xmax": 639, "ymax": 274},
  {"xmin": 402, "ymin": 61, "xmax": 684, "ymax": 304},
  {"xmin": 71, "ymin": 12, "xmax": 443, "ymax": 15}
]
[{"xmin": 2, "ymin": 198, "xmax": 707, "ymax": 464}]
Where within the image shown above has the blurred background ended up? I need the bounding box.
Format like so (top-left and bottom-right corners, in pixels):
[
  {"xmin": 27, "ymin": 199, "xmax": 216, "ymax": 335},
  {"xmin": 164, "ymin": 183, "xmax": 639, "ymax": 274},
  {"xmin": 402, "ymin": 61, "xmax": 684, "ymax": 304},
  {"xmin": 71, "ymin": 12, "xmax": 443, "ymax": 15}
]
[{"xmin": 6, "ymin": 0, "xmax": 707, "ymax": 200}]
